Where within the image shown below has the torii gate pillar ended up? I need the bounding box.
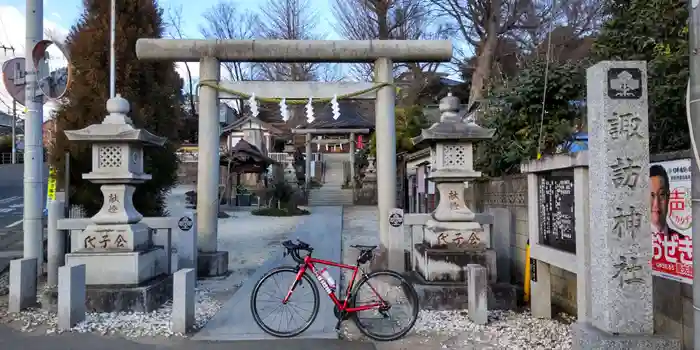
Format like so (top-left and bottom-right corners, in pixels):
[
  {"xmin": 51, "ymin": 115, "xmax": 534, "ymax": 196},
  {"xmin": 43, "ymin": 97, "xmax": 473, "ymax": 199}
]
[{"xmin": 136, "ymin": 39, "xmax": 453, "ymax": 274}]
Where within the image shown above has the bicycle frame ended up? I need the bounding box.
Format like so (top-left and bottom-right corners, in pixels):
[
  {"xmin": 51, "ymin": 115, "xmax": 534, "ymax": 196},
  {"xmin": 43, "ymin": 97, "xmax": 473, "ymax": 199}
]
[{"xmin": 283, "ymin": 254, "xmax": 386, "ymax": 313}]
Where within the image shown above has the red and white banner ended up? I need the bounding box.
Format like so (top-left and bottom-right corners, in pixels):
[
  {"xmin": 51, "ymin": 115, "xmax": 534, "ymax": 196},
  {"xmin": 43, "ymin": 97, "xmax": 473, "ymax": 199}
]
[{"xmin": 650, "ymin": 159, "xmax": 693, "ymax": 284}]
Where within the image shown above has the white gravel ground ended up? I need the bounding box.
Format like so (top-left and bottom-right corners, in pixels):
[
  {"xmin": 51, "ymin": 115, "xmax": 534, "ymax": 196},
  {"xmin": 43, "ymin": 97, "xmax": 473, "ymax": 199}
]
[
  {"xmin": 341, "ymin": 206, "xmax": 575, "ymax": 350},
  {"xmin": 0, "ymin": 286, "xmax": 221, "ymax": 337},
  {"xmin": 0, "ymin": 187, "xmax": 304, "ymax": 339}
]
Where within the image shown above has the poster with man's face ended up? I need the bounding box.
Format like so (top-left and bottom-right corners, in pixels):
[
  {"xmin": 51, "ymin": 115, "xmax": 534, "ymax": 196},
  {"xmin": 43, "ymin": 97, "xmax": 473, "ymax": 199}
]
[{"xmin": 650, "ymin": 159, "xmax": 693, "ymax": 284}]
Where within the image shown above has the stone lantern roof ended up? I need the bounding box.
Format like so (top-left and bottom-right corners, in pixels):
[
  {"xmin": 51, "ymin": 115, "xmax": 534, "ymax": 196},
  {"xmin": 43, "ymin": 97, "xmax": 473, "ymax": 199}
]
[
  {"xmin": 64, "ymin": 95, "xmax": 166, "ymax": 146},
  {"xmin": 412, "ymin": 94, "xmax": 494, "ymax": 147}
]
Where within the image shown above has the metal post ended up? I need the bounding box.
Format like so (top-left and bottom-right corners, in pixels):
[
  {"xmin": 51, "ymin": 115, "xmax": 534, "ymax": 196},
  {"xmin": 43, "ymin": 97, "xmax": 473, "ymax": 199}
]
[
  {"xmin": 109, "ymin": 0, "xmax": 116, "ymax": 98},
  {"xmin": 689, "ymin": 1, "xmax": 700, "ymax": 349},
  {"xmin": 11, "ymin": 99, "xmax": 16, "ymax": 164},
  {"xmin": 374, "ymin": 57, "xmax": 397, "ymax": 267},
  {"xmin": 23, "ymin": 0, "xmax": 44, "ymax": 275}
]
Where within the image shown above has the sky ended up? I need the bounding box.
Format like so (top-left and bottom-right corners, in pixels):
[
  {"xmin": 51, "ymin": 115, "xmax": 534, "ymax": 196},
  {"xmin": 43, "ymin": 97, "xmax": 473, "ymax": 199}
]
[
  {"xmin": 0, "ymin": 0, "xmax": 457, "ymax": 120},
  {"xmin": 0, "ymin": 0, "xmax": 344, "ymax": 119}
]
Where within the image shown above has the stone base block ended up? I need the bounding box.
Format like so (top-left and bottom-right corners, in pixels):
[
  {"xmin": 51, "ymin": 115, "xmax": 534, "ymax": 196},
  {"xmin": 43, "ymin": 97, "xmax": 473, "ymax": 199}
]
[
  {"xmin": 65, "ymin": 248, "xmax": 165, "ymax": 285},
  {"xmin": 197, "ymin": 251, "xmax": 229, "ymax": 278},
  {"xmin": 83, "ymin": 274, "xmax": 172, "ymax": 313},
  {"xmin": 9, "ymin": 258, "xmax": 38, "ymax": 312},
  {"xmin": 573, "ymin": 322, "xmax": 681, "ymax": 350},
  {"xmin": 406, "ymin": 271, "xmax": 517, "ymax": 311},
  {"xmin": 412, "ymin": 244, "xmax": 497, "ymax": 283}
]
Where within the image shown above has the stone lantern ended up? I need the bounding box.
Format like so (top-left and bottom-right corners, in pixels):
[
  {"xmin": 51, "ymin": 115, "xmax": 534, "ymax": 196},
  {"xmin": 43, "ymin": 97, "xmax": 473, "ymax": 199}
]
[
  {"xmin": 411, "ymin": 93, "xmax": 495, "ymax": 284},
  {"xmin": 283, "ymin": 142, "xmax": 297, "ymax": 184},
  {"xmin": 63, "ymin": 95, "xmax": 169, "ymax": 311}
]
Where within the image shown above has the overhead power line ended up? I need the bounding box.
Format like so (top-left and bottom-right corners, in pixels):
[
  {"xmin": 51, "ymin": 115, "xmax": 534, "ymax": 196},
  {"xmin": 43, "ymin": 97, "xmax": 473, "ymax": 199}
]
[{"xmin": 0, "ymin": 44, "xmax": 15, "ymax": 56}]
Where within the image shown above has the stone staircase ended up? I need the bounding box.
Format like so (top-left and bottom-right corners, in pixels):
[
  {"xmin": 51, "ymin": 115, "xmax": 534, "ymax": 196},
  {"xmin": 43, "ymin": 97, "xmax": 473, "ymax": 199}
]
[{"xmin": 308, "ymin": 153, "xmax": 354, "ymax": 206}]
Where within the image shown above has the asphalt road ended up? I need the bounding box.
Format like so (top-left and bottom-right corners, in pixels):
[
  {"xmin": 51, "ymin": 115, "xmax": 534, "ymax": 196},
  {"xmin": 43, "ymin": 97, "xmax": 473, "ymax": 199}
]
[
  {"xmin": 0, "ymin": 325, "xmax": 376, "ymax": 350},
  {"xmin": 0, "ymin": 185, "xmax": 26, "ymax": 229}
]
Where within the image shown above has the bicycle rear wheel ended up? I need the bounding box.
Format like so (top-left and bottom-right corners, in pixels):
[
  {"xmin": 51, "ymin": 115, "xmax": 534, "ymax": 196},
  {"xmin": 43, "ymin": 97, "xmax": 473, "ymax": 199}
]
[
  {"xmin": 250, "ymin": 266, "xmax": 320, "ymax": 337},
  {"xmin": 349, "ymin": 270, "xmax": 419, "ymax": 341}
]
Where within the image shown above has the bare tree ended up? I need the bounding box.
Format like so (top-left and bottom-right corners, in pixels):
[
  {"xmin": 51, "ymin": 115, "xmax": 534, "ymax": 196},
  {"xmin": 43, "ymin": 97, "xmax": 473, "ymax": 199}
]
[
  {"xmin": 332, "ymin": 0, "xmax": 447, "ymax": 105},
  {"xmin": 254, "ymin": 0, "xmax": 332, "ymax": 81},
  {"xmin": 200, "ymin": 2, "xmax": 258, "ymax": 82},
  {"xmin": 165, "ymin": 5, "xmax": 197, "ymax": 118},
  {"xmin": 428, "ymin": 0, "xmax": 552, "ymax": 110},
  {"xmin": 199, "ymin": 1, "xmax": 258, "ymax": 111},
  {"xmin": 431, "ymin": 0, "xmax": 603, "ymax": 110}
]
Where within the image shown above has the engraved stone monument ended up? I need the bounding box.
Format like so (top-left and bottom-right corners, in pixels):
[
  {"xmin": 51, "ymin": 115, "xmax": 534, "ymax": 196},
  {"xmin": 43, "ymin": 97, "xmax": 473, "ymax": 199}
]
[
  {"xmin": 63, "ymin": 95, "xmax": 172, "ymax": 312},
  {"xmin": 411, "ymin": 94, "xmax": 496, "ymax": 285},
  {"xmin": 573, "ymin": 61, "xmax": 680, "ymax": 349}
]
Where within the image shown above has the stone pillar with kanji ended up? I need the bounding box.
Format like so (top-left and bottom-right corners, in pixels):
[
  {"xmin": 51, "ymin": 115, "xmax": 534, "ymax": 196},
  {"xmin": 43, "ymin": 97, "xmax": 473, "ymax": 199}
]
[
  {"xmin": 411, "ymin": 93, "xmax": 497, "ymax": 284},
  {"xmin": 573, "ymin": 61, "xmax": 680, "ymax": 348},
  {"xmin": 62, "ymin": 95, "xmax": 171, "ymax": 311}
]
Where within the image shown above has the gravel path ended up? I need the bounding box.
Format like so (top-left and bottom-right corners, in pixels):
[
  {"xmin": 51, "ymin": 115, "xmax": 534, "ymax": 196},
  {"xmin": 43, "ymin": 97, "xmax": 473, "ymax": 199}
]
[
  {"xmin": 0, "ymin": 187, "xmax": 304, "ymax": 342},
  {"xmin": 339, "ymin": 206, "xmax": 575, "ymax": 350}
]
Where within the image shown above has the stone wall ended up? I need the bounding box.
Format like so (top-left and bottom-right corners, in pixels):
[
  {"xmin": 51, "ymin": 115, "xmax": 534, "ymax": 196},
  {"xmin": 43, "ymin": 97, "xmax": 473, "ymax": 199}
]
[
  {"xmin": 469, "ymin": 175, "xmax": 529, "ymax": 285},
  {"xmin": 469, "ymin": 174, "xmax": 577, "ymax": 314}
]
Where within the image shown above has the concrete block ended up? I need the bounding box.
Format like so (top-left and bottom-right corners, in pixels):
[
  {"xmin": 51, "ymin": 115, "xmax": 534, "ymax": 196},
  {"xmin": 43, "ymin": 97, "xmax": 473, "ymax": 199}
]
[
  {"xmin": 467, "ymin": 264, "xmax": 488, "ymax": 325},
  {"xmin": 172, "ymin": 268, "xmax": 195, "ymax": 334},
  {"xmin": 83, "ymin": 274, "xmax": 172, "ymax": 312},
  {"xmin": 176, "ymin": 210, "xmax": 198, "ymax": 275},
  {"xmin": 9, "ymin": 258, "xmax": 37, "ymax": 312},
  {"xmin": 58, "ymin": 264, "xmax": 86, "ymax": 330},
  {"xmin": 488, "ymin": 207, "xmax": 513, "ymax": 284},
  {"xmin": 197, "ymin": 251, "xmax": 229, "ymax": 278},
  {"xmin": 531, "ymin": 259, "xmax": 552, "ymax": 319},
  {"xmin": 64, "ymin": 248, "xmax": 164, "ymax": 285}
]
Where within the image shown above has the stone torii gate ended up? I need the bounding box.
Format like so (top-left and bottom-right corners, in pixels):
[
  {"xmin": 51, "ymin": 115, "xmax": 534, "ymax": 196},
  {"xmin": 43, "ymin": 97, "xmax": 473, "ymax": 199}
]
[{"xmin": 135, "ymin": 39, "xmax": 452, "ymax": 274}]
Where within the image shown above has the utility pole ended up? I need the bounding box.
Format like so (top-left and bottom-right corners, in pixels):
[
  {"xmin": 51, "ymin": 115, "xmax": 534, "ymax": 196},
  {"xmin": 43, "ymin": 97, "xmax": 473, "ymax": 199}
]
[
  {"xmin": 689, "ymin": 0, "xmax": 700, "ymax": 349},
  {"xmin": 23, "ymin": 0, "xmax": 44, "ymax": 273},
  {"xmin": 11, "ymin": 100, "xmax": 16, "ymax": 164}
]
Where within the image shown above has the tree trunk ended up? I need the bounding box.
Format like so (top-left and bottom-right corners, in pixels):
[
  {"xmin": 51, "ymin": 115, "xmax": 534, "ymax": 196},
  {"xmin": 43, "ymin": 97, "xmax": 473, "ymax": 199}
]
[
  {"xmin": 468, "ymin": 0, "xmax": 501, "ymax": 115},
  {"xmin": 468, "ymin": 33, "xmax": 498, "ymax": 112}
]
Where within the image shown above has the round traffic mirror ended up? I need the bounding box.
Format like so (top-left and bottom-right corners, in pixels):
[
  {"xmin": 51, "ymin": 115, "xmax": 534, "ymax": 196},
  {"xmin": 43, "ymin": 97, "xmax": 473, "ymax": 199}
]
[{"xmin": 32, "ymin": 40, "xmax": 71, "ymax": 100}]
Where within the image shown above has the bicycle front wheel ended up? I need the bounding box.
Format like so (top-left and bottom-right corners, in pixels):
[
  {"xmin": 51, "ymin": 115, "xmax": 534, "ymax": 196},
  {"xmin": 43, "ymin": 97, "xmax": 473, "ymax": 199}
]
[
  {"xmin": 250, "ymin": 266, "xmax": 320, "ymax": 337},
  {"xmin": 350, "ymin": 270, "xmax": 419, "ymax": 341}
]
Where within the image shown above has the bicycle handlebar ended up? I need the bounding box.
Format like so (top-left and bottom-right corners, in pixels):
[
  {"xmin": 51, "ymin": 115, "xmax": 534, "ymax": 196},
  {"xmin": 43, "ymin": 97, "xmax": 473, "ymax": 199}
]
[{"xmin": 282, "ymin": 239, "xmax": 313, "ymax": 264}]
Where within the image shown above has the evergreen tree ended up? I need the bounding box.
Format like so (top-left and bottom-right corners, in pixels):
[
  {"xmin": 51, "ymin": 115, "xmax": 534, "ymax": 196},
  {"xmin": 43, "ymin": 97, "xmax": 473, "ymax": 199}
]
[
  {"xmin": 592, "ymin": 0, "xmax": 689, "ymax": 153},
  {"xmin": 51, "ymin": 0, "xmax": 182, "ymax": 216}
]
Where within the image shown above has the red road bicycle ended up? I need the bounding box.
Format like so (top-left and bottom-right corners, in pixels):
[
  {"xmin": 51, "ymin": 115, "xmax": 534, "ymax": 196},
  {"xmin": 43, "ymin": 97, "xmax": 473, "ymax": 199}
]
[{"xmin": 250, "ymin": 239, "xmax": 419, "ymax": 341}]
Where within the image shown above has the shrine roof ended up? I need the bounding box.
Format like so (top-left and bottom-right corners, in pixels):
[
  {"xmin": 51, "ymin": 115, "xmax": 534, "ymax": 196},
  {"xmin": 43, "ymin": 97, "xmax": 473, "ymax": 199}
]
[
  {"xmin": 219, "ymin": 139, "xmax": 277, "ymax": 173},
  {"xmin": 297, "ymin": 101, "xmax": 374, "ymax": 130}
]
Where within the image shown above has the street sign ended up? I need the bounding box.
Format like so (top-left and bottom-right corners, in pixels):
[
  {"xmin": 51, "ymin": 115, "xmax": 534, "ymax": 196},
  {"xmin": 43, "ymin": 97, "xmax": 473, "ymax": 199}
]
[{"xmin": 2, "ymin": 57, "xmax": 27, "ymax": 106}]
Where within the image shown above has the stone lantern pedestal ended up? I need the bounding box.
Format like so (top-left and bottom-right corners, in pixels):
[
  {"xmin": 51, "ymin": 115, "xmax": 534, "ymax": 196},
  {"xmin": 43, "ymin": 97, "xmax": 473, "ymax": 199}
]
[
  {"xmin": 63, "ymin": 95, "xmax": 171, "ymax": 312},
  {"xmin": 410, "ymin": 94, "xmax": 506, "ymax": 308}
]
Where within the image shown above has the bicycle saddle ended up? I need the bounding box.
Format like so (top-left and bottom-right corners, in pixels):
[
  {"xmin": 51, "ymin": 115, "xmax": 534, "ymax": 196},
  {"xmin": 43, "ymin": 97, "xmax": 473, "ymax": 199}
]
[{"xmin": 350, "ymin": 244, "xmax": 378, "ymax": 251}]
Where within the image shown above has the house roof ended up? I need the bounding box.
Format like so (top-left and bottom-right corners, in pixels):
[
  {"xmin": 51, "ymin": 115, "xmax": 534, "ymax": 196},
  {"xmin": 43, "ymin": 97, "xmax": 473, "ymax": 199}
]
[{"xmin": 221, "ymin": 114, "xmax": 285, "ymax": 135}]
